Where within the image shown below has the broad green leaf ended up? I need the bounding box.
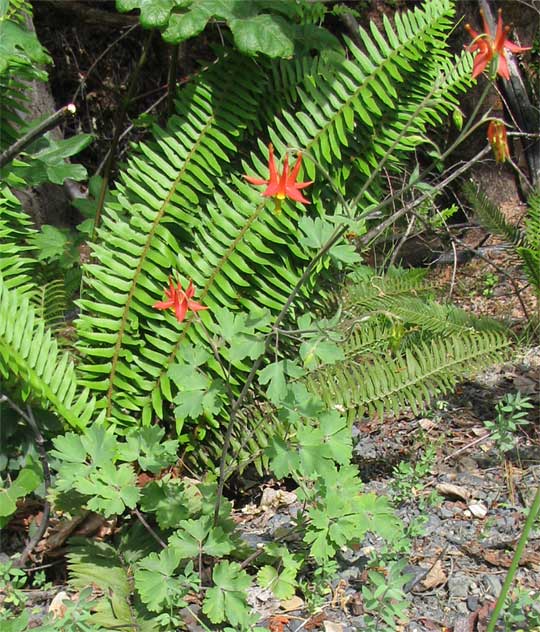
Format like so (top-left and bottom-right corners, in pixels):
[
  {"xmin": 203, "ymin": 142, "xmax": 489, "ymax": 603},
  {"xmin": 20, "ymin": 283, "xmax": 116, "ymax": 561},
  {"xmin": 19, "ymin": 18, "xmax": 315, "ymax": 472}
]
[
  {"xmin": 134, "ymin": 548, "xmax": 190, "ymax": 612},
  {"xmin": 229, "ymin": 14, "xmax": 295, "ymax": 58},
  {"xmin": 0, "ymin": 468, "xmax": 41, "ymax": 518},
  {"xmin": 30, "ymin": 225, "xmax": 69, "ymax": 262}
]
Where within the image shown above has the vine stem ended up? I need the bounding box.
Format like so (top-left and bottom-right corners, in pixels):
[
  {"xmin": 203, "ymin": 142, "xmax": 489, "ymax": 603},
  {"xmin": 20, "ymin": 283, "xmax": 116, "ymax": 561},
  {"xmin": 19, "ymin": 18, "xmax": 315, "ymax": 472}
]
[
  {"xmin": 92, "ymin": 30, "xmax": 154, "ymax": 240},
  {"xmin": 486, "ymin": 484, "xmax": 540, "ymax": 631},
  {"xmin": 0, "ymin": 396, "xmax": 52, "ymax": 569},
  {"xmin": 0, "ymin": 104, "xmax": 76, "ymax": 169}
]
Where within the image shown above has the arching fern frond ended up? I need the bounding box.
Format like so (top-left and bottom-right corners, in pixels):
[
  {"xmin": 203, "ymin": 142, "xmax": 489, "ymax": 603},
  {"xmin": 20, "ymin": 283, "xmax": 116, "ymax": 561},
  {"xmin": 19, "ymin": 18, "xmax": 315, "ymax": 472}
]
[
  {"xmin": 0, "ymin": 274, "xmax": 94, "ymax": 428},
  {"xmin": 345, "ymin": 294, "xmax": 504, "ymax": 336},
  {"xmin": 463, "ymin": 181, "xmax": 523, "ymax": 245},
  {"xmin": 305, "ymin": 330, "xmax": 510, "ymax": 422},
  {"xmin": 517, "ymin": 185, "xmax": 540, "ymax": 294},
  {"xmin": 344, "ymin": 266, "xmax": 431, "ymax": 308},
  {"xmin": 32, "ymin": 277, "xmax": 68, "ymax": 332}
]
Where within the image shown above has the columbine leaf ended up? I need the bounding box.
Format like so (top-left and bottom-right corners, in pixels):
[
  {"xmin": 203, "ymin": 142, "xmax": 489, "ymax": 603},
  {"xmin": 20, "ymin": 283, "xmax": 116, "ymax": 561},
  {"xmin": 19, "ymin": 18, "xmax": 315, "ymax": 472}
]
[
  {"xmin": 76, "ymin": 463, "xmax": 139, "ymax": 518},
  {"xmin": 266, "ymin": 436, "xmax": 299, "ymax": 478},
  {"xmin": 202, "ymin": 561, "xmax": 252, "ymax": 627},
  {"xmin": 30, "ymin": 225, "xmax": 69, "ymax": 262},
  {"xmin": 140, "ymin": 478, "xmax": 201, "ymax": 529},
  {"xmin": 134, "ymin": 548, "xmax": 182, "ymax": 612},
  {"xmin": 257, "ymin": 564, "xmax": 297, "ymax": 600},
  {"xmin": 119, "ymin": 426, "xmax": 179, "ymax": 473}
]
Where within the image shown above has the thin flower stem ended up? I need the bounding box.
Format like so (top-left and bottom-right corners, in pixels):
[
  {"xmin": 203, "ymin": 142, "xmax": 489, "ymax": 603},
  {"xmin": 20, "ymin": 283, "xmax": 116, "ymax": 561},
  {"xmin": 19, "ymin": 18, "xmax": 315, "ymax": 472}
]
[
  {"xmin": 133, "ymin": 507, "xmax": 166, "ymax": 549},
  {"xmin": 167, "ymin": 44, "xmax": 179, "ymax": 119},
  {"xmin": 486, "ymin": 484, "xmax": 540, "ymax": 632}
]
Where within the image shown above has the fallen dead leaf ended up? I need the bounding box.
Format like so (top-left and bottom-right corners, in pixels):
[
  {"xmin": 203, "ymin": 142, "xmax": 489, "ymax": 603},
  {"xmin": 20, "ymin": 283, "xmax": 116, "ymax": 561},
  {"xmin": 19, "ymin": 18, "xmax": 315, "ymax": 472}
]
[
  {"xmin": 463, "ymin": 542, "xmax": 540, "ymax": 568},
  {"xmin": 421, "ymin": 560, "xmax": 447, "ymax": 590},
  {"xmin": 436, "ymin": 483, "xmax": 470, "ymax": 502},
  {"xmin": 48, "ymin": 591, "xmax": 70, "ymax": 619},
  {"xmin": 280, "ymin": 595, "xmax": 304, "ymax": 612}
]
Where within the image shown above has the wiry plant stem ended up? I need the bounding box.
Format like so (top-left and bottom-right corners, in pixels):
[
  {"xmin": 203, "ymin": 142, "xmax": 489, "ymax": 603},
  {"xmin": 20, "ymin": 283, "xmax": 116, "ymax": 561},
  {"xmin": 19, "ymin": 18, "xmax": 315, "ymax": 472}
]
[{"xmin": 486, "ymin": 484, "xmax": 540, "ymax": 631}]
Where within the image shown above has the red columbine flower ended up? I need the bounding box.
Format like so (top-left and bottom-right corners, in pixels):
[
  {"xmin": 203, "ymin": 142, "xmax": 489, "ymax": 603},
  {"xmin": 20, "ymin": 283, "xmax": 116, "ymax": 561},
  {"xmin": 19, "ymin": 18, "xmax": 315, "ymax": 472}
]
[
  {"xmin": 487, "ymin": 120, "xmax": 510, "ymax": 163},
  {"xmin": 244, "ymin": 143, "xmax": 313, "ymax": 211},
  {"xmin": 465, "ymin": 9, "xmax": 530, "ymax": 81},
  {"xmin": 153, "ymin": 277, "xmax": 208, "ymax": 323}
]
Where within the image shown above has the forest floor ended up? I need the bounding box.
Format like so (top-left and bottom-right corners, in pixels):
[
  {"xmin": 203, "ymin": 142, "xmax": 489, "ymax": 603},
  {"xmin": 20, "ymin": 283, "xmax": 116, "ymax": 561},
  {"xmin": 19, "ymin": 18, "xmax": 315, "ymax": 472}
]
[{"xmin": 228, "ymin": 236, "xmax": 540, "ymax": 632}]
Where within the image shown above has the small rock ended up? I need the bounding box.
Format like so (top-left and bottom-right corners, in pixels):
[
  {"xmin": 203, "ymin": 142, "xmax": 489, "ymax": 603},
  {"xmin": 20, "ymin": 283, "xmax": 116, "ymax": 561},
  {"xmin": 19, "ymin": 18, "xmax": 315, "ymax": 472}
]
[
  {"xmin": 467, "ymin": 595, "xmax": 479, "ymax": 611},
  {"xmin": 423, "ymin": 514, "xmax": 442, "ymax": 535},
  {"xmin": 448, "ymin": 574, "xmax": 472, "ymax": 599},
  {"xmin": 482, "ymin": 575, "xmax": 502, "ymax": 598}
]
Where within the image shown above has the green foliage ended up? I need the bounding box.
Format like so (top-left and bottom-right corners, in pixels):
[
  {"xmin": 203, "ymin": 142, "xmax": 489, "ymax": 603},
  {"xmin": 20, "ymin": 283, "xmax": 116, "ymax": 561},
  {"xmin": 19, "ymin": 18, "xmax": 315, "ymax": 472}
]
[
  {"xmin": 0, "ymin": 0, "xmax": 50, "ymax": 75},
  {"xmin": 391, "ymin": 441, "xmax": 442, "ymax": 507},
  {"xmin": 5, "ymin": 132, "xmax": 93, "ymax": 187},
  {"xmin": 304, "ymin": 298, "xmax": 510, "ymax": 423},
  {"xmin": 0, "ymin": 275, "xmax": 95, "ymax": 428},
  {"xmin": 0, "ymin": 561, "xmax": 28, "ymax": 613},
  {"xmin": 116, "ymin": 0, "xmax": 339, "ymax": 58},
  {"xmin": 67, "ymin": 539, "xmax": 157, "ymax": 631},
  {"xmin": 0, "ymin": 3, "xmax": 524, "ymax": 630},
  {"xmin": 76, "ymin": 0, "xmax": 478, "ymax": 478},
  {"xmin": 51, "ymin": 425, "xmax": 180, "ymax": 516},
  {"xmin": 517, "ymin": 186, "xmax": 540, "ymax": 295},
  {"xmin": 463, "ymin": 181, "xmax": 522, "ymax": 244},
  {"xmin": 0, "ymin": 0, "xmax": 50, "ymax": 151},
  {"xmin": 361, "ymin": 560, "xmax": 412, "ymax": 630},
  {"xmin": 502, "ymin": 587, "xmax": 540, "ymax": 632},
  {"xmin": 484, "ymin": 392, "xmax": 534, "ymax": 455},
  {"xmin": 0, "ymin": 461, "xmax": 40, "ymax": 527},
  {"xmin": 0, "ymin": 185, "xmax": 37, "ymax": 294},
  {"xmin": 202, "ymin": 561, "xmax": 253, "ymax": 627},
  {"xmin": 464, "ymin": 182, "xmax": 540, "ymax": 297},
  {"xmin": 0, "ymin": 1, "xmax": 92, "ymax": 186}
]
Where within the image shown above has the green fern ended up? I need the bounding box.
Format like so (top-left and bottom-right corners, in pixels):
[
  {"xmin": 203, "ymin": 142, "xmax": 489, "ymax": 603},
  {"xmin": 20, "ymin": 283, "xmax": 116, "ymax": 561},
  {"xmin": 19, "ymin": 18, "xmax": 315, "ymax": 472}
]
[
  {"xmin": 0, "ymin": 185, "xmax": 36, "ymax": 294},
  {"xmin": 0, "ymin": 274, "xmax": 95, "ymax": 428},
  {"xmin": 463, "ymin": 181, "xmax": 523, "ymax": 245},
  {"xmin": 517, "ymin": 186, "xmax": 540, "ymax": 295},
  {"xmin": 0, "ymin": 0, "xmax": 51, "ymax": 151},
  {"xmin": 305, "ymin": 329, "xmax": 510, "ymax": 422},
  {"xmin": 67, "ymin": 538, "xmax": 157, "ymax": 631},
  {"xmin": 32, "ymin": 277, "xmax": 68, "ymax": 332},
  {"xmin": 73, "ymin": 0, "xmax": 484, "ymax": 476}
]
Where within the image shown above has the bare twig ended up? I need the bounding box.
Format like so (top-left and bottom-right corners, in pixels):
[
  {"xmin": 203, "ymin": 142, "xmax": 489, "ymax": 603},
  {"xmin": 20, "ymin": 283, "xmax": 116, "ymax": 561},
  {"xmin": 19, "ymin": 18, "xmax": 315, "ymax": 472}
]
[
  {"xmin": 72, "ymin": 24, "xmax": 138, "ymax": 103},
  {"xmin": 133, "ymin": 507, "xmax": 166, "ymax": 549},
  {"xmin": 92, "ymin": 30, "xmax": 154, "ymax": 239},
  {"xmin": 0, "ymin": 104, "xmax": 76, "ymax": 169}
]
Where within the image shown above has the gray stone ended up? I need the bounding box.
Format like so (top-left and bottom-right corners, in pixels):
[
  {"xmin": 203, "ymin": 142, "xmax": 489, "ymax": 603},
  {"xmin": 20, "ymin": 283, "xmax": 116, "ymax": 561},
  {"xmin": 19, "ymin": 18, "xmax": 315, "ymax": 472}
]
[
  {"xmin": 448, "ymin": 574, "xmax": 472, "ymax": 599},
  {"xmin": 467, "ymin": 595, "xmax": 479, "ymax": 611},
  {"xmin": 482, "ymin": 574, "xmax": 502, "ymax": 597}
]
